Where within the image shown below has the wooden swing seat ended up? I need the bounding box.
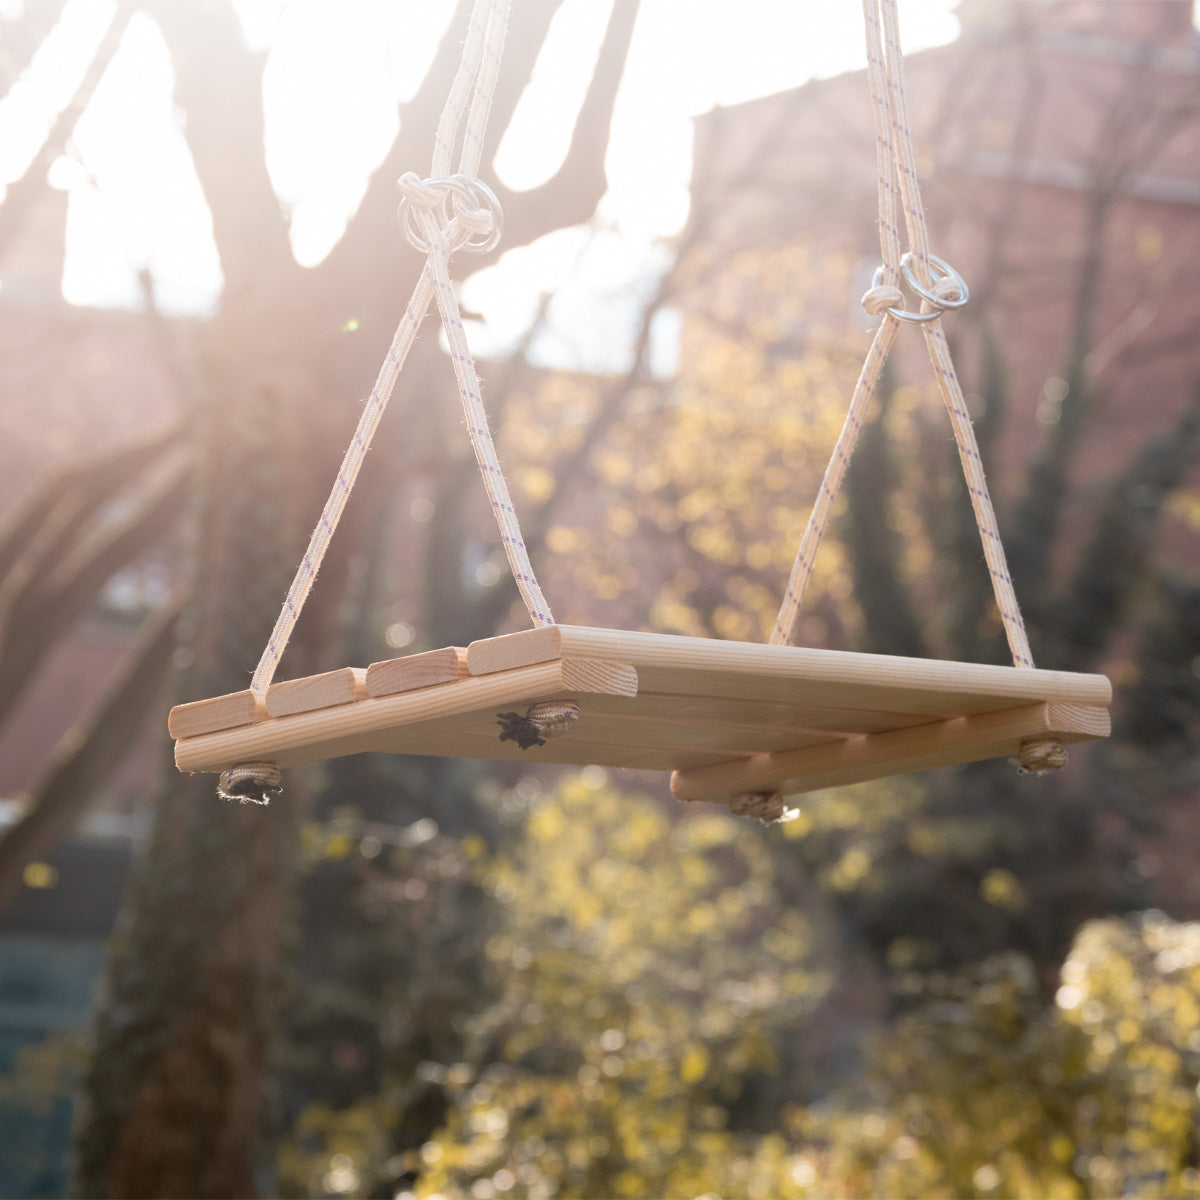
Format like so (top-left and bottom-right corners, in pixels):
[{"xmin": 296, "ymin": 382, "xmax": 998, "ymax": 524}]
[{"xmin": 169, "ymin": 626, "xmax": 1111, "ymax": 804}]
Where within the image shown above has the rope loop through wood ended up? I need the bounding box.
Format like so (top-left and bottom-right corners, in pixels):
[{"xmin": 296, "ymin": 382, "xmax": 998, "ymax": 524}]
[
  {"xmin": 729, "ymin": 791, "xmax": 797, "ymax": 824},
  {"xmin": 217, "ymin": 762, "xmax": 282, "ymax": 806},
  {"xmin": 1017, "ymin": 739, "xmax": 1068, "ymax": 775},
  {"xmin": 496, "ymin": 700, "xmax": 581, "ymax": 749}
]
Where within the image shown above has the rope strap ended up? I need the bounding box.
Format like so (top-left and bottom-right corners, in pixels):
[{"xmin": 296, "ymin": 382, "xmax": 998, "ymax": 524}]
[
  {"xmin": 249, "ymin": 0, "xmax": 551, "ymax": 697},
  {"xmin": 771, "ymin": 0, "xmax": 1035, "ymax": 675}
]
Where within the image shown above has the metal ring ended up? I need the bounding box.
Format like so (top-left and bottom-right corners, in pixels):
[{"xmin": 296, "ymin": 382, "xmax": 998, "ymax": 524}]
[
  {"xmin": 871, "ymin": 265, "xmax": 941, "ymax": 324},
  {"xmin": 397, "ymin": 175, "xmax": 503, "ymax": 255},
  {"xmin": 900, "ymin": 252, "xmax": 969, "ymax": 311},
  {"xmin": 449, "ymin": 175, "xmax": 503, "ymax": 254}
]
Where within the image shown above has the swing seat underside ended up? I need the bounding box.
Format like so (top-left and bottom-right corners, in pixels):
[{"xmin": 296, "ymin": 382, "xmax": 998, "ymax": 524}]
[{"xmin": 169, "ymin": 626, "xmax": 1111, "ymax": 804}]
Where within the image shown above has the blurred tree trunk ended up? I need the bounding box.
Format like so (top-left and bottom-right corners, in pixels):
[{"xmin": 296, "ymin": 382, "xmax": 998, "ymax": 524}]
[{"xmin": 63, "ymin": 1, "xmax": 637, "ymax": 1194}]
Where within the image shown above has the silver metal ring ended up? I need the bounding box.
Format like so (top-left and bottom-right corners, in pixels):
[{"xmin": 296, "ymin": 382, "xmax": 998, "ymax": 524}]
[
  {"xmin": 871, "ymin": 252, "xmax": 969, "ymax": 324},
  {"xmin": 450, "ymin": 176, "xmax": 503, "ymax": 254},
  {"xmin": 397, "ymin": 175, "xmax": 503, "ymax": 255},
  {"xmin": 901, "ymin": 252, "xmax": 969, "ymax": 311},
  {"xmin": 871, "ymin": 265, "xmax": 941, "ymax": 324}
]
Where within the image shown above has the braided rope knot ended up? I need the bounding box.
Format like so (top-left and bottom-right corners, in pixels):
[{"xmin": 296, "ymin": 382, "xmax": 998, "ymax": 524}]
[
  {"xmin": 861, "ymin": 283, "xmax": 905, "ymax": 316},
  {"xmin": 397, "ymin": 171, "xmax": 503, "ymax": 254},
  {"xmin": 728, "ymin": 791, "xmax": 799, "ymax": 824},
  {"xmin": 865, "ymin": 251, "xmax": 969, "ymax": 323}
]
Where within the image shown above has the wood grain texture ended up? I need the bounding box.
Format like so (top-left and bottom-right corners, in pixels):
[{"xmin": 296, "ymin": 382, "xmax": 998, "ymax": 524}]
[
  {"xmin": 175, "ymin": 657, "xmax": 638, "ymax": 773},
  {"xmin": 266, "ymin": 668, "xmax": 367, "ymax": 718},
  {"xmin": 366, "ymin": 647, "xmax": 469, "ymax": 697},
  {"xmin": 167, "ymin": 690, "xmax": 265, "ymax": 738},
  {"xmin": 669, "ymin": 702, "xmax": 1111, "ymax": 803},
  {"xmin": 466, "ymin": 626, "xmax": 1112, "ymax": 715},
  {"xmin": 467, "ymin": 626, "xmax": 564, "ymax": 674}
]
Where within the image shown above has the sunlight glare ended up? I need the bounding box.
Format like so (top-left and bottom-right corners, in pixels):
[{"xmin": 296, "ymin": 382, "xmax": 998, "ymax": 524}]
[
  {"xmin": 64, "ymin": 13, "xmax": 222, "ymax": 314},
  {"xmin": 264, "ymin": 0, "xmax": 405, "ymax": 266},
  {"xmin": 0, "ymin": 0, "xmax": 116, "ymax": 188},
  {"xmin": 493, "ymin": 0, "xmax": 613, "ymax": 193}
]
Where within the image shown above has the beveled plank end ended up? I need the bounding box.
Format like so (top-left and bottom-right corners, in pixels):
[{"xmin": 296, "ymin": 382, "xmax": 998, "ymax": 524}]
[
  {"xmin": 366, "ymin": 647, "xmax": 469, "ymax": 697},
  {"xmin": 467, "ymin": 626, "xmax": 565, "ymax": 675},
  {"xmin": 168, "ymin": 690, "xmax": 266, "ymax": 738},
  {"xmin": 266, "ymin": 668, "xmax": 368, "ymax": 718}
]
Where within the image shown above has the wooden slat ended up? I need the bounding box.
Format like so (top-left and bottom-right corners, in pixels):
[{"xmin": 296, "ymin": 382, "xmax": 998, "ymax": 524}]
[
  {"xmin": 175, "ymin": 657, "xmax": 638, "ymax": 774},
  {"xmin": 370, "ymin": 702, "xmax": 838, "ymax": 759},
  {"xmin": 576, "ymin": 687, "xmax": 933, "ymax": 737},
  {"xmin": 670, "ymin": 702, "xmax": 1111, "ymax": 803},
  {"xmin": 267, "ymin": 668, "xmax": 367, "ymax": 718},
  {"xmin": 366, "ymin": 647, "xmax": 469, "ymax": 697},
  {"xmin": 360, "ymin": 725, "xmax": 736, "ymax": 773},
  {"xmin": 168, "ymin": 690, "xmax": 265, "ymax": 738},
  {"xmin": 467, "ymin": 626, "xmax": 1111, "ymax": 717}
]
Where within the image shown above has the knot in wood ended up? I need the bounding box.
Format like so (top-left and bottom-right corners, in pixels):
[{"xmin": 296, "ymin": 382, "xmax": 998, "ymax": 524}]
[
  {"xmin": 1017, "ymin": 738, "xmax": 1068, "ymax": 775},
  {"xmin": 218, "ymin": 761, "xmax": 282, "ymax": 805},
  {"xmin": 496, "ymin": 700, "xmax": 581, "ymax": 750},
  {"xmin": 861, "ymin": 284, "xmax": 905, "ymax": 316},
  {"xmin": 729, "ymin": 791, "xmax": 790, "ymax": 823}
]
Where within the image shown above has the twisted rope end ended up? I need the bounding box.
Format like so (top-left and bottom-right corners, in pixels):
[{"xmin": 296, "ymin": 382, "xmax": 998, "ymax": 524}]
[
  {"xmin": 1016, "ymin": 739, "xmax": 1068, "ymax": 776},
  {"xmin": 497, "ymin": 700, "xmax": 581, "ymax": 750},
  {"xmin": 218, "ymin": 762, "xmax": 283, "ymax": 806},
  {"xmin": 862, "ymin": 284, "xmax": 904, "ymax": 316},
  {"xmin": 729, "ymin": 791, "xmax": 798, "ymax": 824}
]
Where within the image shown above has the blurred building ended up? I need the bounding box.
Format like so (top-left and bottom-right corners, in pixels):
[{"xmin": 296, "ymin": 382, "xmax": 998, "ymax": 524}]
[{"xmin": 689, "ymin": 0, "xmax": 1200, "ymax": 536}]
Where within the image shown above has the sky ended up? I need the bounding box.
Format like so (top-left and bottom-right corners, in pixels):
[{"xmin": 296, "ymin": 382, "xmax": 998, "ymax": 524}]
[{"xmin": 0, "ymin": 0, "xmax": 962, "ymax": 366}]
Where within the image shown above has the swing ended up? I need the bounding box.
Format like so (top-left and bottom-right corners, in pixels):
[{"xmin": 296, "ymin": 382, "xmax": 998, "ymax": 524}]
[{"xmin": 169, "ymin": 0, "xmax": 1111, "ymax": 817}]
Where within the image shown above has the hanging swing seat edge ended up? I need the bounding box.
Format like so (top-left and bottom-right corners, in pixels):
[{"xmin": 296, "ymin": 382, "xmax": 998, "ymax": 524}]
[{"xmin": 169, "ymin": 626, "xmax": 1111, "ymax": 794}]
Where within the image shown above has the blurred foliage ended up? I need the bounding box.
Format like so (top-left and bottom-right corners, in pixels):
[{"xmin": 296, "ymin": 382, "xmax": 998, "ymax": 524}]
[
  {"xmin": 504, "ymin": 243, "xmax": 865, "ymax": 646},
  {"xmin": 802, "ymin": 913, "xmax": 1200, "ymax": 1200},
  {"xmin": 277, "ymin": 774, "xmax": 1200, "ymax": 1200},
  {"xmin": 279, "ymin": 773, "xmax": 833, "ymax": 1199}
]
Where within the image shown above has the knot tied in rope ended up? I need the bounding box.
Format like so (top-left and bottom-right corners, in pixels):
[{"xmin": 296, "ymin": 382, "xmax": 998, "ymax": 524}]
[
  {"xmin": 397, "ymin": 172, "xmax": 503, "ymax": 255},
  {"xmin": 497, "ymin": 700, "xmax": 581, "ymax": 750},
  {"xmin": 218, "ymin": 761, "xmax": 282, "ymax": 805},
  {"xmin": 729, "ymin": 791, "xmax": 798, "ymax": 824},
  {"xmin": 1017, "ymin": 738, "xmax": 1068, "ymax": 775}
]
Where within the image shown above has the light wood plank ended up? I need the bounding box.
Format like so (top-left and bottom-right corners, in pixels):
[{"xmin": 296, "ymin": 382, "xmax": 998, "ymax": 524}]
[
  {"xmin": 175, "ymin": 657, "xmax": 638, "ymax": 773},
  {"xmin": 266, "ymin": 668, "xmax": 367, "ymax": 718},
  {"xmin": 670, "ymin": 702, "xmax": 1111, "ymax": 803},
  {"xmin": 168, "ymin": 690, "xmax": 266, "ymax": 738},
  {"xmin": 466, "ymin": 626, "xmax": 1112, "ymax": 716},
  {"xmin": 360, "ymin": 725, "xmax": 735, "ymax": 772},
  {"xmin": 365, "ymin": 702, "xmax": 837, "ymax": 758},
  {"xmin": 468, "ymin": 625, "xmax": 564, "ymax": 674},
  {"xmin": 366, "ymin": 647, "xmax": 469, "ymax": 697},
  {"xmin": 576, "ymin": 687, "xmax": 933, "ymax": 736}
]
